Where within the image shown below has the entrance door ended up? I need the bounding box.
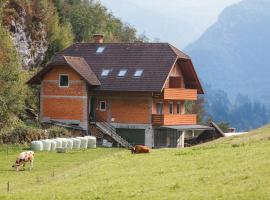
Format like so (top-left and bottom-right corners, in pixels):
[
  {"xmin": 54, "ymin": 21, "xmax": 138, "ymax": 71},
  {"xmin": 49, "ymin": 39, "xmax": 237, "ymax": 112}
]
[{"xmin": 89, "ymin": 96, "xmax": 96, "ymax": 121}]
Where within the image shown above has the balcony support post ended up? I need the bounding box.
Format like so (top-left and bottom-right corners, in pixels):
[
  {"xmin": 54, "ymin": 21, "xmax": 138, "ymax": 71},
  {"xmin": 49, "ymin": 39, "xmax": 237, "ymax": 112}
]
[{"xmin": 177, "ymin": 130, "xmax": 185, "ymax": 148}]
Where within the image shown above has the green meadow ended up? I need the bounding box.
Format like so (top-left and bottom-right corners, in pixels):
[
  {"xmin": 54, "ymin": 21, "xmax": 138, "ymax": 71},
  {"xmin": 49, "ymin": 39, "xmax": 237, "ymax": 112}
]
[{"xmin": 1, "ymin": 125, "xmax": 270, "ymax": 200}]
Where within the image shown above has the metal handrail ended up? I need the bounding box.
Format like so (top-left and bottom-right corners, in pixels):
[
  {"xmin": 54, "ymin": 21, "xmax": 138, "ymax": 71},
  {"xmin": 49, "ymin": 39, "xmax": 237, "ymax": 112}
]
[{"xmin": 95, "ymin": 113, "xmax": 131, "ymax": 147}]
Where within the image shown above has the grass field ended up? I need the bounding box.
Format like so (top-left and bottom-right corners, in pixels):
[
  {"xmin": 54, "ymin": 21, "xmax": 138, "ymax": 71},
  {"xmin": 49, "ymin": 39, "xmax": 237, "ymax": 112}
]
[{"xmin": 1, "ymin": 125, "xmax": 270, "ymax": 200}]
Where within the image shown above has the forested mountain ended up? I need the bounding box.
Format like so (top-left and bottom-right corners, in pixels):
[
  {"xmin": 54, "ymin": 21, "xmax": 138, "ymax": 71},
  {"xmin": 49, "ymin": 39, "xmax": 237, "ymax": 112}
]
[
  {"xmin": 1, "ymin": 0, "xmax": 143, "ymax": 69},
  {"xmin": 0, "ymin": 0, "xmax": 144, "ymax": 135},
  {"xmin": 185, "ymin": 0, "xmax": 270, "ymax": 131}
]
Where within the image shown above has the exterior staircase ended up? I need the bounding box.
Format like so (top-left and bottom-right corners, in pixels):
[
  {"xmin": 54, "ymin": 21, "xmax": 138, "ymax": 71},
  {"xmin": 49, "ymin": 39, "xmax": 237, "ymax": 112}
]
[{"xmin": 89, "ymin": 114, "xmax": 132, "ymax": 148}]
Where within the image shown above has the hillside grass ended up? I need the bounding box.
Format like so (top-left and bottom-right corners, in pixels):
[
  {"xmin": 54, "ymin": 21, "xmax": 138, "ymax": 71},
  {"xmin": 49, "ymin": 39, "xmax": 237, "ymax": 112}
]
[{"xmin": 1, "ymin": 125, "xmax": 270, "ymax": 200}]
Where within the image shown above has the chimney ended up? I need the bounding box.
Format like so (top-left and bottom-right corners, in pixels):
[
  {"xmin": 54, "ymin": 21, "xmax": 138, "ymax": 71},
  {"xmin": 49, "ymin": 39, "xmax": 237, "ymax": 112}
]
[{"xmin": 93, "ymin": 34, "xmax": 104, "ymax": 43}]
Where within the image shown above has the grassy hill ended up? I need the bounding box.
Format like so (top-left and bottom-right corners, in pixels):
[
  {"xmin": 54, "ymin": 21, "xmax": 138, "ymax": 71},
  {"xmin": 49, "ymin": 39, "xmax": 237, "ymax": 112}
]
[{"xmin": 1, "ymin": 125, "xmax": 270, "ymax": 200}]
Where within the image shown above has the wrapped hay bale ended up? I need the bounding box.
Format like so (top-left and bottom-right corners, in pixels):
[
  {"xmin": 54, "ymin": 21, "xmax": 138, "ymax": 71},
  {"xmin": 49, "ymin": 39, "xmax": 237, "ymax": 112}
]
[
  {"xmin": 53, "ymin": 139, "xmax": 62, "ymax": 148},
  {"xmin": 66, "ymin": 139, "xmax": 73, "ymax": 149},
  {"xmin": 71, "ymin": 138, "xmax": 81, "ymax": 149},
  {"xmin": 76, "ymin": 137, "xmax": 88, "ymax": 149},
  {"xmin": 85, "ymin": 136, "xmax": 96, "ymax": 148},
  {"xmin": 50, "ymin": 140, "xmax": 57, "ymax": 151},
  {"xmin": 31, "ymin": 141, "xmax": 43, "ymax": 151},
  {"xmin": 41, "ymin": 139, "xmax": 51, "ymax": 151},
  {"xmin": 59, "ymin": 138, "xmax": 68, "ymax": 148}
]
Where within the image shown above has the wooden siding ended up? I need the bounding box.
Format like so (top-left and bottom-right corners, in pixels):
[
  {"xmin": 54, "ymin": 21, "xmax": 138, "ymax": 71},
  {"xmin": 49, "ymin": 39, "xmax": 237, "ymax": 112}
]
[
  {"xmin": 164, "ymin": 88, "xmax": 197, "ymax": 100},
  {"xmin": 152, "ymin": 114, "xmax": 197, "ymax": 126}
]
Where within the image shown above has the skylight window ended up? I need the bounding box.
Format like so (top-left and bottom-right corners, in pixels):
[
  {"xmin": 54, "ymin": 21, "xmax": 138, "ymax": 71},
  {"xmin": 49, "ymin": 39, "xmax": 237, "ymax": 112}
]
[
  {"xmin": 134, "ymin": 69, "xmax": 144, "ymax": 77},
  {"xmin": 118, "ymin": 69, "xmax": 128, "ymax": 77},
  {"xmin": 101, "ymin": 69, "xmax": 111, "ymax": 77},
  {"xmin": 96, "ymin": 46, "xmax": 105, "ymax": 54}
]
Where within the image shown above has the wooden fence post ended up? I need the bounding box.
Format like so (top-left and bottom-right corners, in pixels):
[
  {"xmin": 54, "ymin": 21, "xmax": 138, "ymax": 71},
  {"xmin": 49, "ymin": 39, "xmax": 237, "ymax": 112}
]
[{"xmin": 7, "ymin": 181, "xmax": 10, "ymax": 192}]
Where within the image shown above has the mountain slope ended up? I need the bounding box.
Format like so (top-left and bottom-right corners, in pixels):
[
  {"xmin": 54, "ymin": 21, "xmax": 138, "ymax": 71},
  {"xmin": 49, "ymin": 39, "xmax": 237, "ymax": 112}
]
[{"xmin": 185, "ymin": 0, "xmax": 270, "ymax": 105}]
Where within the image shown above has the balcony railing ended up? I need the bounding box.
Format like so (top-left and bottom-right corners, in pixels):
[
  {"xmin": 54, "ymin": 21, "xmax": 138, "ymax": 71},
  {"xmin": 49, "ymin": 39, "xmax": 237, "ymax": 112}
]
[
  {"xmin": 152, "ymin": 114, "xmax": 197, "ymax": 126},
  {"xmin": 163, "ymin": 88, "xmax": 197, "ymax": 100}
]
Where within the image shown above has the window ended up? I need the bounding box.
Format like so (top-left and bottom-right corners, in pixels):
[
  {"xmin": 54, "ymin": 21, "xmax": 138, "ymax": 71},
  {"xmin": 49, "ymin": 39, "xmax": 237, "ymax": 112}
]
[
  {"xmin": 59, "ymin": 74, "xmax": 69, "ymax": 87},
  {"xmin": 96, "ymin": 46, "xmax": 105, "ymax": 54},
  {"xmin": 101, "ymin": 69, "xmax": 111, "ymax": 77},
  {"xmin": 176, "ymin": 102, "xmax": 180, "ymax": 114},
  {"xmin": 156, "ymin": 102, "xmax": 163, "ymax": 114},
  {"xmin": 169, "ymin": 102, "xmax": 174, "ymax": 114},
  {"xmin": 118, "ymin": 69, "xmax": 128, "ymax": 77},
  {"xmin": 133, "ymin": 69, "xmax": 143, "ymax": 77},
  {"xmin": 99, "ymin": 100, "xmax": 106, "ymax": 111}
]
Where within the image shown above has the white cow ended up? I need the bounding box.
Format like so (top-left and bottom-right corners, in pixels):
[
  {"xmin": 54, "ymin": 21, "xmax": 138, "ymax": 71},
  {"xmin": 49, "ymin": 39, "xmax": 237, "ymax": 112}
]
[{"xmin": 12, "ymin": 151, "xmax": 35, "ymax": 171}]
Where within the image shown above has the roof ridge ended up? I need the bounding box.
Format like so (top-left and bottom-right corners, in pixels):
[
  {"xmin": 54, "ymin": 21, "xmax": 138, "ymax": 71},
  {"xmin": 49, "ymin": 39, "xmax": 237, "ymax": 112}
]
[{"xmin": 168, "ymin": 44, "xmax": 190, "ymax": 59}]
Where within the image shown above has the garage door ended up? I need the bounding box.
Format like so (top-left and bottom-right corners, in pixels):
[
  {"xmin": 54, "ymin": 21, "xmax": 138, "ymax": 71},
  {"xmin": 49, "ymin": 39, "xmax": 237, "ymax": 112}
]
[{"xmin": 116, "ymin": 128, "xmax": 145, "ymax": 145}]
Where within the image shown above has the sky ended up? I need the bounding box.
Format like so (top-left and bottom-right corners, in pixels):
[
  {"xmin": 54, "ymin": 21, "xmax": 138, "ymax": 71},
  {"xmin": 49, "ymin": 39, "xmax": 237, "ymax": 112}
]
[{"xmin": 100, "ymin": 0, "xmax": 242, "ymax": 48}]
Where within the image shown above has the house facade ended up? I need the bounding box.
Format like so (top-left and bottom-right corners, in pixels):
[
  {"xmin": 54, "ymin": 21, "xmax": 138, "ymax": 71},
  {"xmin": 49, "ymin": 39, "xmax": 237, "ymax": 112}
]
[{"xmin": 28, "ymin": 35, "xmax": 205, "ymax": 148}]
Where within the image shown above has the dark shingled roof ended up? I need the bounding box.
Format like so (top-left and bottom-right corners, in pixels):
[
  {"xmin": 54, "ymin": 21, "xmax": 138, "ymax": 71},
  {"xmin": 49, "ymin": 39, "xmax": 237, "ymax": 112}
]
[{"xmin": 28, "ymin": 43, "xmax": 203, "ymax": 93}]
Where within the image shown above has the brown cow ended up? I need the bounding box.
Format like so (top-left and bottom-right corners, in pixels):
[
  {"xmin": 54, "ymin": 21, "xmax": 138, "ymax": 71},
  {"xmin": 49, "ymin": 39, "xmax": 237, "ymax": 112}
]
[{"xmin": 129, "ymin": 145, "xmax": 150, "ymax": 154}]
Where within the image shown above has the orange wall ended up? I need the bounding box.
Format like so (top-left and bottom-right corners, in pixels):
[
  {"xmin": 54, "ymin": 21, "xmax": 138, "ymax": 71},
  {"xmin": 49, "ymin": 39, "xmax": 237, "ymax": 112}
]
[
  {"xmin": 43, "ymin": 98, "xmax": 84, "ymax": 121},
  {"xmin": 41, "ymin": 65, "xmax": 87, "ymax": 126},
  {"xmin": 43, "ymin": 66, "xmax": 82, "ymax": 80},
  {"xmin": 95, "ymin": 93, "xmax": 151, "ymax": 124},
  {"xmin": 43, "ymin": 81, "xmax": 86, "ymax": 96},
  {"xmin": 111, "ymin": 99, "xmax": 149, "ymax": 123}
]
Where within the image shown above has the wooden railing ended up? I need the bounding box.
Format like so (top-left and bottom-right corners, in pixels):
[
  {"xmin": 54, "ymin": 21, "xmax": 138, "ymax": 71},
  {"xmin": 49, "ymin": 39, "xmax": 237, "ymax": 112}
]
[
  {"xmin": 152, "ymin": 114, "xmax": 164, "ymax": 126},
  {"xmin": 152, "ymin": 114, "xmax": 197, "ymax": 126},
  {"xmin": 164, "ymin": 88, "xmax": 197, "ymax": 100}
]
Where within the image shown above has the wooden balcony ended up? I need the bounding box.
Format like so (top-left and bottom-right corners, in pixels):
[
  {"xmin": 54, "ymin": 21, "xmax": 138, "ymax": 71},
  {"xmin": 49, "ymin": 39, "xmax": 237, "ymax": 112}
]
[
  {"xmin": 152, "ymin": 114, "xmax": 197, "ymax": 126},
  {"xmin": 163, "ymin": 88, "xmax": 197, "ymax": 100}
]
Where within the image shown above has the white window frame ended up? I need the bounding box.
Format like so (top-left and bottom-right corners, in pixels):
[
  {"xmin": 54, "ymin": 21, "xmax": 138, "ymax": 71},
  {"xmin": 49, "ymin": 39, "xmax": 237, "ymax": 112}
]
[
  {"xmin": 99, "ymin": 100, "xmax": 106, "ymax": 111},
  {"xmin": 176, "ymin": 102, "xmax": 181, "ymax": 114},
  {"xmin": 59, "ymin": 74, "xmax": 69, "ymax": 88},
  {"xmin": 133, "ymin": 69, "xmax": 144, "ymax": 77},
  {"xmin": 169, "ymin": 102, "xmax": 174, "ymax": 114},
  {"xmin": 118, "ymin": 69, "xmax": 128, "ymax": 77}
]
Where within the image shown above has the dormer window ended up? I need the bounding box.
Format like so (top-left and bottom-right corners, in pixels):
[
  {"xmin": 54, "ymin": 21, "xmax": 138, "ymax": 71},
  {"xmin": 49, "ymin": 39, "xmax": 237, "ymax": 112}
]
[
  {"xmin": 59, "ymin": 74, "xmax": 69, "ymax": 87},
  {"xmin": 101, "ymin": 69, "xmax": 111, "ymax": 77},
  {"xmin": 96, "ymin": 46, "xmax": 105, "ymax": 54},
  {"xmin": 133, "ymin": 69, "xmax": 143, "ymax": 77},
  {"xmin": 118, "ymin": 69, "xmax": 127, "ymax": 77}
]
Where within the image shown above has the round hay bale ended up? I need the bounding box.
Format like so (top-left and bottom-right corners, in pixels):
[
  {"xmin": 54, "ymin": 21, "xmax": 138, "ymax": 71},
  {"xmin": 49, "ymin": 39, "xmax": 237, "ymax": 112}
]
[
  {"xmin": 53, "ymin": 139, "xmax": 62, "ymax": 148},
  {"xmin": 50, "ymin": 140, "xmax": 57, "ymax": 151},
  {"xmin": 71, "ymin": 138, "xmax": 81, "ymax": 149},
  {"xmin": 76, "ymin": 137, "xmax": 88, "ymax": 149},
  {"xmin": 31, "ymin": 141, "xmax": 43, "ymax": 151},
  {"xmin": 56, "ymin": 147, "xmax": 67, "ymax": 153},
  {"xmin": 85, "ymin": 136, "xmax": 96, "ymax": 148},
  {"xmin": 41, "ymin": 140, "xmax": 51, "ymax": 151},
  {"xmin": 66, "ymin": 139, "xmax": 73, "ymax": 149}
]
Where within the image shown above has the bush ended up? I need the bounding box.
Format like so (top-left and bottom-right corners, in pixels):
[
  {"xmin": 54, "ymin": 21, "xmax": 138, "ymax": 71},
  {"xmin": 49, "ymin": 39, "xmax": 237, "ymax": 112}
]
[
  {"xmin": 47, "ymin": 126, "xmax": 72, "ymax": 138},
  {"xmin": 0, "ymin": 123, "xmax": 71, "ymax": 144},
  {"xmin": 7, "ymin": 124, "xmax": 46, "ymax": 144}
]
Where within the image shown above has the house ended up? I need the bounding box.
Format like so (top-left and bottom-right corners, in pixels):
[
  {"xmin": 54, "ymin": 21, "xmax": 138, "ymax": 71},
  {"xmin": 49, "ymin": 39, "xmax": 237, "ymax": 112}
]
[{"xmin": 28, "ymin": 34, "xmax": 212, "ymax": 148}]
